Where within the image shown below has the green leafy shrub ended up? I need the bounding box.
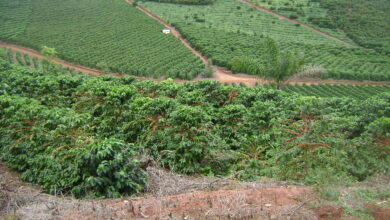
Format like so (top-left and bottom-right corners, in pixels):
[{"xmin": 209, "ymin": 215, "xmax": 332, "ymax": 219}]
[
  {"xmin": 143, "ymin": 0, "xmax": 214, "ymax": 5},
  {"xmin": 0, "ymin": 58, "xmax": 389, "ymax": 198},
  {"xmin": 0, "ymin": 95, "xmax": 147, "ymax": 198}
]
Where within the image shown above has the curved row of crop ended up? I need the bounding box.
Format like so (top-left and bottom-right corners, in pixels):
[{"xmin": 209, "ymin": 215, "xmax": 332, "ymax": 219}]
[
  {"xmin": 138, "ymin": 0, "xmax": 390, "ymax": 81},
  {"xmin": 0, "ymin": 0, "xmax": 204, "ymax": 79},
  {"xmin": 283, "ymin": 84, "xmax": 390, "ymax": 100}
]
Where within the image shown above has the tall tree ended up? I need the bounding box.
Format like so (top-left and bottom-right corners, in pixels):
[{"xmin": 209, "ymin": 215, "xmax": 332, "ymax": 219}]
[{"xmin": 259, "ymin": 38, "xmax": 305, "ymax": 89}]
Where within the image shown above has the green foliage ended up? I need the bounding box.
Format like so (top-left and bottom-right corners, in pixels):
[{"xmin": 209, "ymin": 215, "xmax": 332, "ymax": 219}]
[
  {"xmin": 230, "ymin": 38, "xmax": 305, "ymax": 88},
  {"xmin": 0, "ymin": 0, "xmax": 204, "ymax": 79},
  {"xmin": 6, "ymin": 49, "xmax": 13, "ymax": 63},
  {"xmin": 32, "ymin": 57, "xmax": 40, "ymax": 69},
  {"xmin": 0, "ymin": 95, "xmax": 147, "ymax": 198},
  {"xmin": 230, "ymin": 56, "xmax": 258, "ymax": 74},
  {"xmin": 96, "ymin": 61, "xmax": 110, "ymax": 73},
  {"xmin": 40, "ymin": 46, "xmax": 57, "ymax": 60},
  {"xmin": 140, "ymin": 0, "xmax": 390, "ymax": 81},
  {"xmin": 251, "ymin": 0, "xmax": 390, "ymax": 54},
  {"xmin": 144, "ymin": 0, "xmax": 214, "ymax": 5},
  {"xmin": 283, "ymin": 84, "xmax": 390, "ymax": 100},
  {"xmin": 23, "ymin": 54, "xmax": 31, "ymax": 66},
  {"xmin": 319, "ymin": 187, "xmax": 341, "ymax": 201},
  {"xmin": 0, "ymin": 47, "xmax": 6, "ymax": 59},
  {"xmin": 318, "ymin": 0, "xmax": 390, "ymax": 54},
  {"xmin": 15, "ymin": 51, "xmax": 25, "ymax": 66},
  {"xmin": 74, "ymin": 139, "xmax": 147, "ymax": 198},
  {"xmin": 0, "ymin": 58, "xmax": 389, "ymax": 198}
]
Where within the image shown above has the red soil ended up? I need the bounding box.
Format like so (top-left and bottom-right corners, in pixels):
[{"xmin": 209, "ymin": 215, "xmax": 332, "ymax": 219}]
[
  {"xmin": 61, "ymin": 187, "xmax": 316, "ymax": 219},
  {"xmin": 366, "ymin": 203, "xmax": 390, "ymax": 220},
  {"xmin": 312, "ymin": 205, "xmax": 344, "ymax": 220},
  {"xmin": 1, "ymin": 2, "xmax": 389, "ymax": 87}
]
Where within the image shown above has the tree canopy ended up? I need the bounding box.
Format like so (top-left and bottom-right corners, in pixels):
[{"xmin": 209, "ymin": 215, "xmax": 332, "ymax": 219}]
[
  {"xmin": 230, "ymin": 38, "xmax": 305, "ymax": 88},
  {"xmin": 258, "ymin": 38, "xmax": 305, "ymax": 88}
]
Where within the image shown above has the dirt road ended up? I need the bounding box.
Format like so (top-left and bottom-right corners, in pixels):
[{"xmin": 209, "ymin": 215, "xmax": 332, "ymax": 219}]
[
  {"xmin": 2, "ymin": 1, "xmax": 385, "ymax": 87},
  {"xmin": 0, "ymin": 43, "xmax": 105, "ymax": 76},
  {"xmin": 2, "ymin": 42, "xmax": 390, "ymax": 86},
  {"xmin": 122, "ymin": 1, "xmax": 390, "ymax": 86}
]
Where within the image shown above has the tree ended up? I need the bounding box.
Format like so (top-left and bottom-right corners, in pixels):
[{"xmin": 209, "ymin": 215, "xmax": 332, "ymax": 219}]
[
  {"xmin": 41, "ymin": 46, "xmax": 57, "ymax": 60},
  {"xmin": 40, "ymin": 46, "xmax": 58, "ymax": 71},
  {"xmin": 258, "ymin": 38, "xmax": 305, "ymax": 89}
]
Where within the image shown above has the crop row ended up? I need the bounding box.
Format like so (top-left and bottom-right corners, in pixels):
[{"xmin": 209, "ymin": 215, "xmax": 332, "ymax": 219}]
[
  {"xmin": 250, "ymin": 0, "xmax": 390, "ymax": 54},
  {"xmin": 0, "ymin": 47, "xmax": 82, "ymax": 75},
  {"xmin": 139, "ymin": 0, "xmax": 390, "ymax": 81},
  {"xmin": 283, "ymin": 84, "xmax": 390, "ymax": 100},
  {"xmin": 0, "ymin": 0, "xmax": 204, "ymax": 79},
  {"xmin": 248, "ymin": 0, "xmax": 352, "ymax": 42}
]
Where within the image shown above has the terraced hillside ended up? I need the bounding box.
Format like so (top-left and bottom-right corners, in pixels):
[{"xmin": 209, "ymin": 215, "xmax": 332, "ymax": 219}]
[
  {"xmin": 0, "ymin": 0, "xmax": 204, "ymax": 79},
  {"xmin": 139, "ymin": 0, "xmax": 390, "ymax": 81}
]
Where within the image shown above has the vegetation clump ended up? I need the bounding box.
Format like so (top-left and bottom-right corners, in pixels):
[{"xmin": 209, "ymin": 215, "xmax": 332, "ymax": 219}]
[
  {"xmin": 0, "ymin": 58, "xmax": 389, "ymax": 198},
  {"xmin": 143, "ymin": 0, "xmax": 214, "ymax": 5},
  {"xmin": 230, "ymin": 38, "xmax": 305, "ymax": 88}
]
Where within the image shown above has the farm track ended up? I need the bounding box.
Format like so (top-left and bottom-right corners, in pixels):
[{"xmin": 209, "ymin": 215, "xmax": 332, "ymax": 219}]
[
  {"xmin": 123, "ymin": 1, "xmax": 390, "ymax": 86},
  {"xmin": 2, "ymin": 41, "xmax": 390, "ymax": 87},
  {"xmin": 239, "ymin": 0, "xmax": 355, "ymax": 47}
]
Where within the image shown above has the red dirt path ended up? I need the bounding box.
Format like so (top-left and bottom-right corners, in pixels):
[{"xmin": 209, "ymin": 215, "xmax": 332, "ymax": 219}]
[
  {"xmin": 2, "ymin": 1, "xmax": 388, "ymax": 87},
  {"xmin": 3, "ymin": 41, "xmax": 390, "ymax": 87},
  {"xmin": 124, "ymin": 0, "xmax": 390, "ymax": 86}
]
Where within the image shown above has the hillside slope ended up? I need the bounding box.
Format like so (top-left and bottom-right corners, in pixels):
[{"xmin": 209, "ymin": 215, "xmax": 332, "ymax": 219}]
[
  {"xmin": 0, "ymin": 0, "xmax": 204, "ymax": 79},
  {"xmin": 139, "ymin": 0, "xmax": 390, "ymax": 81},
  {"xmin": 249, "ymin": 0, "xmax": 390, "ymax": 54},
  {"xmin": 1, "ymin": 57, "xmax": 389, "ymax": 199}
]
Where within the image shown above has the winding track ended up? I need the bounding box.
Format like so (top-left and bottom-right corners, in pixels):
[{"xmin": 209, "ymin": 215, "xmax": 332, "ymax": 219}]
[
  {"xmin": 1, "ymin": 1, "xmax": 389, "ymax": 86},
  {"xmin": 125, "ymin": 0, "xmax": 266, "ymax": 85},
  {"xmin": 2, "ymin": 42, "xmax": 389, "ymax": 86}
]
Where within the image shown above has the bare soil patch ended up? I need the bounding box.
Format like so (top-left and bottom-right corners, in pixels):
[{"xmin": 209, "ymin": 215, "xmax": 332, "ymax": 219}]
[
  {"xmin": 366, "ymin": 203, "xmax": 390, "ymax": 220},
  {"xmin": 1, "ymin": 162, "xmax": 320, "ymax": 220},
  {"xmin": 312, "ymin": 205, "xmax": 343, "ymax": 220}
]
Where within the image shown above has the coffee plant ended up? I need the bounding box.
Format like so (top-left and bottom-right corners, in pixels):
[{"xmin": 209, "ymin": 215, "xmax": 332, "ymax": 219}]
[{"xmin": 0, "ymin": 58, "xmax": 389, "ymax": 198}]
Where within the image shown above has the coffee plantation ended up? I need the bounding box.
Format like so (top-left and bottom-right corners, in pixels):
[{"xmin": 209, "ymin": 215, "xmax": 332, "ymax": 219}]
[{"xmin": 1, "ymin": 58, "xmax": 389, "ymax": 198}]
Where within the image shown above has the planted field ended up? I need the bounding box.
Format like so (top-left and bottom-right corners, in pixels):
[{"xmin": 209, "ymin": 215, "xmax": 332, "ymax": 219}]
[
  {"xmin": 139, "ymin": 0, "xmax": 390, "ymax": 81},
  {"xmin": 249, "ymin": 0, "xmax": 390, "ymax": 54},
  {"xmin": 248, "ymin": 0, "xmax": 352, "ymax": 42},
  {"xmin": 0, "ymin": 46, "xmax": 82, "ymax": 75},
  {"xmin": 0, "ymin": 0, "xmax": 204, "ymax": 79},
  {"xmin": 1, "ymin": 57, "xmax": 389, "ymax": 199},
  {"xmin": 283, "ymin": 84, "xmax": 390, "ymax": 100}
]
